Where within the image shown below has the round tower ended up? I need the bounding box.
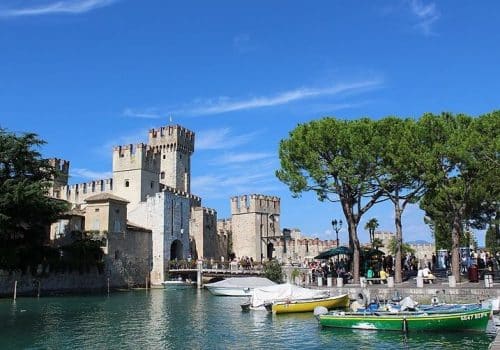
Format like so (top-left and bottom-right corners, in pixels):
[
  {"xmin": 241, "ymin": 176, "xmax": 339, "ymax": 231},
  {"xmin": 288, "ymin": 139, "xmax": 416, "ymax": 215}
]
[{"xmin": 148, "ymin": 124, "xmax": 195, "ymax": 193}]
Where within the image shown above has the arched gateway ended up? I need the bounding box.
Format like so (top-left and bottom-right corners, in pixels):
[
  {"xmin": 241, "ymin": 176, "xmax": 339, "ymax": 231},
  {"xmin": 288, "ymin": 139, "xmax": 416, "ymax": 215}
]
[{"xmin": 170, "ymin": 239, "xmax": 184, "ymax": 260}]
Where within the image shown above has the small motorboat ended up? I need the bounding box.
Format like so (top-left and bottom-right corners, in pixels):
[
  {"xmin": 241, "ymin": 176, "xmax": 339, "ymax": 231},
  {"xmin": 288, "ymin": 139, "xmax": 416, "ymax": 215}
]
[
  {"xmin": 205, "ymin": 277, "xmax": 276, "ymax": 296},
  {"xmin": 266, "ymin": 294, "xmax": 349, "ymax": 314},
  {"xmin": 161, "ymin": 277, "xmax": 194, "ymax": 288},
  {"xmin": 240, "ymin": 283, "xmax": 346, "ymax": 313}
]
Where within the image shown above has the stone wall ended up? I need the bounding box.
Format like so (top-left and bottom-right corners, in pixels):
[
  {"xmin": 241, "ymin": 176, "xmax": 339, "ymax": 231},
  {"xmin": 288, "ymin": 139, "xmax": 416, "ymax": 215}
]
[
  {"xmin": 0, "ymin": 269, "xmax": 106, "ymax": 297},
  {"xmin": 106, "ymin": 229, "xmax": 152, "ymax": 288}
]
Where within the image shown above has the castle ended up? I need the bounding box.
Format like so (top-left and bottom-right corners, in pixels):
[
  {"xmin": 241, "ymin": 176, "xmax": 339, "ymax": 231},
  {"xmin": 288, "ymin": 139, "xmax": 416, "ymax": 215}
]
[{"xmin": 48, "ymin": 123, "xmax": 337, "ymax": 285}]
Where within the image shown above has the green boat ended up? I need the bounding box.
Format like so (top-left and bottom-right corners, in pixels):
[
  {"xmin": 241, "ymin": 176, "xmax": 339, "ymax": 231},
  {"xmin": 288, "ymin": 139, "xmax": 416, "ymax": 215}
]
[{"xmin": 318, "ymin": 308, "xmax": 491, "ymax": 332}]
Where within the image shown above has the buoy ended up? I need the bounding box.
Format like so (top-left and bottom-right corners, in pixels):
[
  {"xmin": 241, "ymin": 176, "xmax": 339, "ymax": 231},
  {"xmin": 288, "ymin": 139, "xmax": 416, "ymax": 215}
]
[{"xmin": 314, "ymin": 306, "xmax": 329, "ymax": 316}]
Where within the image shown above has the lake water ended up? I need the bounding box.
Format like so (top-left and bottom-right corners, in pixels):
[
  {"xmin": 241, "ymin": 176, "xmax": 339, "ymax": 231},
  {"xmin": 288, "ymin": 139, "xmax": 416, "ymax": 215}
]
[{"xmin": 0, "ymin": 288, "xmax": 496, "ymax": 349}]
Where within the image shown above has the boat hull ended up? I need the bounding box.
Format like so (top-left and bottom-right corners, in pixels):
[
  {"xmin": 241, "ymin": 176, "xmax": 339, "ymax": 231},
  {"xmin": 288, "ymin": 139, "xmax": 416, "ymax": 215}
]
[
  {"xmin": 206, "ymin": 286, "xmax": 253, "ymax": 296},
  {"xmin": 319, "ymin": 308, "xmax": 491, "ymax": 332},
  {"xmin": 272, "ymin": 294, "xmax": 349, "ymax": 314}
]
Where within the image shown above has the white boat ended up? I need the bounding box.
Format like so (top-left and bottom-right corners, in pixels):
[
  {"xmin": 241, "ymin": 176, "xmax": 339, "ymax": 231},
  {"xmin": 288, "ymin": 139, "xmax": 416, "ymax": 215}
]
[
  {"xmin": 241, "ymin": 283, "xmax": 334, "ymax": 311},
  {"xmin": 161, "ymin": 277, "xmax": 194, "ymax": 288},
  {"xmin": 205, "ymin": 277, "xmax": 276, "ymax": 296}
]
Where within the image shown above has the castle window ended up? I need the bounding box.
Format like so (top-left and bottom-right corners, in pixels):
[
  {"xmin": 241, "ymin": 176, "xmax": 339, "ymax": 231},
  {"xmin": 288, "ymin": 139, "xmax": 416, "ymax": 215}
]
[
  {"xmin": 160, "ymin": 172, "xmax": 165, "ymax": 179},
  {"xmin": 163, "ymin": 155, "xmax": 166, "ymax": 159},
  {"xmin": 150, "ymin": 181, "xmax": 154, "ymax": 189},
  {"xmin": 125, "ymin": 180, "xmax": 130, "ymax": 187},
  {"xmin": 95, "ymin": 208, "xmax": 99, "ymax": 212},
  {"xmin": 115, "ymin": 250, "xmax": 120, "ymax": 260}
]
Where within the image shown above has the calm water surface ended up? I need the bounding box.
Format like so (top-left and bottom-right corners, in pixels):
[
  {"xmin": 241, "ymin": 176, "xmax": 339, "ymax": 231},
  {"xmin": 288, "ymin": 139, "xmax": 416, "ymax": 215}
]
[{"xmin": 0, "ymin": 288, "xmax": 495, "ymax": 349}]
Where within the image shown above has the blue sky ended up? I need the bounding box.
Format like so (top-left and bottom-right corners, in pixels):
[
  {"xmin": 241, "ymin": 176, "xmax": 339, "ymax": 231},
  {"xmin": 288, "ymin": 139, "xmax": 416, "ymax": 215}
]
[{"xmin": 1, "ymin": 1, "xmax": 498, "ymax": 246}]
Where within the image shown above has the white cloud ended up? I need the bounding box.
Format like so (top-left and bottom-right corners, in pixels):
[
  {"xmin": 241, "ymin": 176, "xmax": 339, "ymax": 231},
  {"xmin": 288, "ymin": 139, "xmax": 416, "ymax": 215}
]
[
  {"xmin": 196, "ymin": 128, "xmax": 261, "ymax": 150},
  {"xmin": 408, "ymin": 0, "xmax": 440, "ymax": 36},
  {"xmin": 94, "ymin": 128, "xmax": 149, "ymax": 158},
  {"xmin": 216, "ymin": 152, "xmax": 274, "ymax": 165},
  {"xmin": 71, "ymin": 168, "xmax": 112, "ymax": 180},
  {"xmin": 188, "ymin": 80, "xmax": 381, "ymax": 116},
  {"xmin": 123, "ymin": 79, "xmax": 382, "ymax": 119},
  {"xmin": 0, "ymin": 0, "xmax": 118, "ymax": 17},
  {"xmin": 123, "ymin": 108, "xmax": 162, "ymax": 120}
]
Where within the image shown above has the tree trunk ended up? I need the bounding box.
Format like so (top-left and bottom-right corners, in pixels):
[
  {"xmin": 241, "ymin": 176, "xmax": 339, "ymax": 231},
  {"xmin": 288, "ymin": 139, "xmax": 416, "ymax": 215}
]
[
  {"xmin": 394, "ymin": 201, "xmax": 403, "ymax": 283},
  {"xmin": 451, "ymin": 214, "xmax": 462, "ymax": 282},
  {"xmin": 349, "ymin": 222, "xmax": 361, "ymax": 284}
]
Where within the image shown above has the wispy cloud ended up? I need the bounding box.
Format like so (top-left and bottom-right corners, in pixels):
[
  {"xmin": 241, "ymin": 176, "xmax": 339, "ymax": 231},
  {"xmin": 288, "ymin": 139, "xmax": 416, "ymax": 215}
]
[
  {"xmin": 216, "ymin": 152, "xmax": 274, "ymax": 165},
  {"xmin": 94, "ymin": 128, "xmax": 149, "ymax": 158},
  {"xmin": 196, "ymin": 128, "xmax": 261, "ymax": 150},
  {"xmin": 123, "ymin": 108, "xmax": 162, "ymax": 120},
  {"xmin": 233, "ymin": 33, "xmax": 258, "ymax": 53},
  {"xmin": 71, "ymin": 168, "xmax": 112, "ymax": 180},
  {"xmin": 123, "ymin": 79, "xmax": 382, "ymax": 119},
  {"xmin": 408, "ymin": 0, "xmax": 440, "ymax": 36},
  {"xmin": 188, "ymin": 80, "xmax": 381, "ymax": 116},
  {"xmin": 0, "ymin": 0, "xmax": 118, "ymax": 18}
]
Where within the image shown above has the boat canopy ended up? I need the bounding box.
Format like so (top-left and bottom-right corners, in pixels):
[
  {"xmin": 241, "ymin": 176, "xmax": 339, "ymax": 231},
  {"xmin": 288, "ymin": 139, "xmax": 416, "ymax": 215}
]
[
  {"xmin": 205, "ymin": 277, "xmax": 276, "ymax": 288},
  {"xmin": 249, "ymin": 283, "xmax": 330, "ymax": 308}
]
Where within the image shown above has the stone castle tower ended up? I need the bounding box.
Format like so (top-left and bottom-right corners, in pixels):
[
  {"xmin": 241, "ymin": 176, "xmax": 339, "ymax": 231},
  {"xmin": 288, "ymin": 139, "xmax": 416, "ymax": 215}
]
[
  {"xmin": 230, "ymin": 195, "xmax": 281, "ymax": 262},
  {"xmin": 148, "ymin": 125, "xmax": 194, "ymax": 193},
  {"xmin": 47, "ymin": 158, "xmax": 70, "ymax": 199},
  {"xmin": 112, "ymin": 143, "xmax": 161, "ymax": 212}
]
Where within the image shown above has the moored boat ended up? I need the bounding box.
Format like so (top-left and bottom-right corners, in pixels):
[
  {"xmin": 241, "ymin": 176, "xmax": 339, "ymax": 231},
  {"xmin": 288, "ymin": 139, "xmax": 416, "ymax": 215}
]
[
  {"xmin": 267, "ymin": 294, "xmax": 349, "ymax": 314},
  {"xmin": 205, "ymin": 277, "xmax": 276, "ymax": 296},
  {"xmin": 241, "ymin": 283, "xmax": 338, "ymax": 312},
  {"xmin": 317, "ymin": 307, "xmax": 492, "ymax": 332},
  {"xmin": 161, "ymin": 278, "xmax": 194, "ymax": 288}
]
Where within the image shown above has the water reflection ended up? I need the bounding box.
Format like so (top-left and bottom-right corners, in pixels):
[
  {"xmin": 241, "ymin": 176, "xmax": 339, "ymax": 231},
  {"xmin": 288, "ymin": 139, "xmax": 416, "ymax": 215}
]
[{"xmin": 0, "ymin": 289, "xmax": 495, "ymax": 350}]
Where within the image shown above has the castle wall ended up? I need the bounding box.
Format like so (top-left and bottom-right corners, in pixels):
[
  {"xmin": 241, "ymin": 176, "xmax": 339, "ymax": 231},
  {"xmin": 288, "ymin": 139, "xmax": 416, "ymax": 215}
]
[
  {"xmin": 106, "ymin": 229, "xmax": 152, "ymax": 288},
  {"xmin": 56, "ymin": 179, "xmax": 113, "ymax": 205},
  {"xmin": 148, "ymin": 125, "xmax": 194, "ymax": 193}
]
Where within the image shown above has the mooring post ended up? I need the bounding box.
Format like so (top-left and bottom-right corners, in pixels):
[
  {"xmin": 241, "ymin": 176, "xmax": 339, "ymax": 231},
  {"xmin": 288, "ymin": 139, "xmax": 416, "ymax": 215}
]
[
  {"xmin": 145, "ymin": 276, "xmax": 148, "ymax": 290},
  {"xmin": 13, "ymin": 280, "xmax": 17, "ymax": 301},
  {"xmin": 107, "ymin": 277, "xmax": 110, "ymax": 296},
  {"xmin": 197, "ymin": 260, "xmax": 203, "ymax": 289},
  {"xmin": 37, "ymin": 280, "xmax": 41, "ymax": 298}
]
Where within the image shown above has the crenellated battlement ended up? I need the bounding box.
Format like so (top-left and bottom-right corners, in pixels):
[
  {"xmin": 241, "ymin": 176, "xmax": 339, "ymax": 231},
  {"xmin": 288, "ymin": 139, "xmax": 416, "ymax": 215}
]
[
  {"xmin": 161, "ymin": 185, "xmax": 201, "ymax": 204},
  {"xmin": 148, "ymin": 124, "xmax": 195, "ymax": 154},
  {"xmin": 112, "ymin": 143, "xmax": 160, "ymax": 173},
  {"xmin": 230, "ymin": 194, "xmax": 280, "ymax": 214},
  {"xmin": 48, "ymin": 158, "xmax": 70, "ymax": 174},
  {"xmin": 55, "ymin": 178, "xmax": 113, "ymax": 203}
]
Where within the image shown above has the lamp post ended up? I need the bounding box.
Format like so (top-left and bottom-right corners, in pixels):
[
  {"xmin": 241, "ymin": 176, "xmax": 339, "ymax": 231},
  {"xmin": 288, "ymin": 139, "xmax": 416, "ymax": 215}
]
[{"xmin": 331, "ymin": 219, "xmax": 342, "ymax": 248}]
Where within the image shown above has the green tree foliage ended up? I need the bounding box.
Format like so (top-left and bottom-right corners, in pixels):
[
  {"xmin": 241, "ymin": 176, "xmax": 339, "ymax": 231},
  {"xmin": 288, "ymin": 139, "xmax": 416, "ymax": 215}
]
[
  {"xmin": 0, "ymin": 128, "xmax": 68, "ymax": 270},
  {"xmin": 387, "ymin": 237, "xmax": 415, "ymax": 256},
  {"xmin": 364, "ymin": 218, "xmax": 379, "ymax": 247},
  {"xmin": 276, "ymin": 118, "xmax": 385, "ymax": 283},
  {"xmin": 263, "ymin": 259, "xmax": 283, "ymax": 283},
  {"xmin": 373, "ymin": 118, "xmax": 430, "ymax": 283},
  {"xmin": 419, "ymin": 112, "xmax": 499, "ymax": 280}
]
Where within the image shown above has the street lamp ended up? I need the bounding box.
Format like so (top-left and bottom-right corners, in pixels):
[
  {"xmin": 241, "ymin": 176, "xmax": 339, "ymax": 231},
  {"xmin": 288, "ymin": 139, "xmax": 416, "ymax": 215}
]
[{"xmin": 331, "ymin": 219, "xmax": 342, "ymax": 247}]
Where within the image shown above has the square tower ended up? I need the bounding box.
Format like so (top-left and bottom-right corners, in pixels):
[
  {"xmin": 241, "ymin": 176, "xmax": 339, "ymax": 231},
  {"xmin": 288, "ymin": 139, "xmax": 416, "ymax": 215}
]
[
  {"xmin": 112, "ymin": 143, "xmax": 160, "ymax": 212},
  {"xmin": 148, "ymin": 124, "xmax": 195, "ymax": 193}
]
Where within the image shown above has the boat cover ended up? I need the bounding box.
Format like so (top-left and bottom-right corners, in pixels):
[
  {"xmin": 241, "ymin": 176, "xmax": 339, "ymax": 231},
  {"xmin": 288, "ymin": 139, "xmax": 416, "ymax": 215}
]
[
  {"xmin": 249, "ymin": 283, "xmax": 330, "ymax": 308},
  {"xmin": 205, "ymin": 277, "xmax": 276, "ymax": 288}
]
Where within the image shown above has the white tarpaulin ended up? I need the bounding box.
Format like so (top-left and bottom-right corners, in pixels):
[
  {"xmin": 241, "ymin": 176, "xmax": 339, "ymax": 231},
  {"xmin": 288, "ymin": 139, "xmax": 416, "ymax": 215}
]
[
  {"xmin": 249, "ymin": 283, "xmax": 330, "ymax": 308},
  {"xmin": 205, "ymin": 277, "xmax": 276, "ymax": 288}
]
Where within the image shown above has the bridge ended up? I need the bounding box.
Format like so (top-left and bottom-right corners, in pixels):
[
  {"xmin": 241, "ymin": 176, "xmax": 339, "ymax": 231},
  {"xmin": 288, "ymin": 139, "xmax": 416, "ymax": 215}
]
[{"xmin": 167, "ymin": 261, "xmax": 263, "ymax": 287}]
